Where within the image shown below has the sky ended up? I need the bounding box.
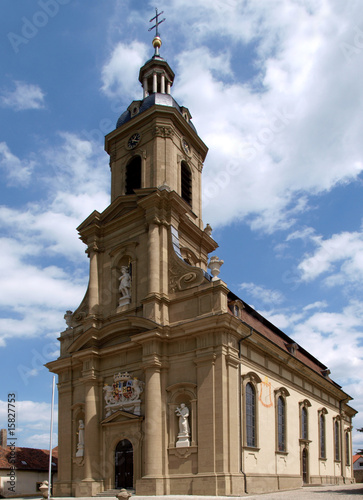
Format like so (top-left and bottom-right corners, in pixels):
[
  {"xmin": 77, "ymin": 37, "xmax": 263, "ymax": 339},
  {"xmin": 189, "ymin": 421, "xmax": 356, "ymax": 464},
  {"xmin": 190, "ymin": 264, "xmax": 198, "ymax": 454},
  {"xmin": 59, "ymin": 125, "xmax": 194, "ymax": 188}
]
[{"xmin": 0, "ymin": 0, "xmax": 363, "ymax": 453}]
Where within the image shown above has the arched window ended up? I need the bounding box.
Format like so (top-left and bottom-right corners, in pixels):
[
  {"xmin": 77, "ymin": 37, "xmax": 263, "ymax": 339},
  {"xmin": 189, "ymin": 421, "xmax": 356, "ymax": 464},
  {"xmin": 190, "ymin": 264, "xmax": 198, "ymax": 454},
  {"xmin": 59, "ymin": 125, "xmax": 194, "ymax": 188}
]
[
  {"xmin": 299, "ymin": 399, "xmax": 311, "ymax": 443},
  {"xmin": 319, "ymin": 413, "xmax": 326, "ymax": 459},
  {"xmin": 277, "ymin": 396, "xmax": 286, "ymax": 452},
  {"xmin": 125, "ymin": 156, "xmax": 141, "ymax": 194},
  {"xmin": 334, "ymin": 420, "xmax": 340, "ymax": 461},
  {"xmin": 275, "ymin": 388, "xmax": 289, "ymax": 453},
  {"xmin": 301, "ymin": 407, "xmax": 308, "ymax": 440},
  {"xmin": 181, "ymin": 161, "xmax": 192, "ymax": 205},
  {"xmin": 246, "ymin": 382, "xmax": 256, "ymax": 447}
]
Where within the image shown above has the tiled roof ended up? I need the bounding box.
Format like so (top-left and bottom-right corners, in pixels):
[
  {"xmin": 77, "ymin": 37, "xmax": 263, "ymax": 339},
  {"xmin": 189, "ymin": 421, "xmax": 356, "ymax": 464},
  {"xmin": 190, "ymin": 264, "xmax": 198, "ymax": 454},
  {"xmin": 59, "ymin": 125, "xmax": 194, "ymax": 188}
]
[
  {"xmin": 0, "ymin": 446, "xmax": 58, "ymax": 471},
  {"xmin": 353, "ymin": 454, "xmax": 363, "ymax": 464}
]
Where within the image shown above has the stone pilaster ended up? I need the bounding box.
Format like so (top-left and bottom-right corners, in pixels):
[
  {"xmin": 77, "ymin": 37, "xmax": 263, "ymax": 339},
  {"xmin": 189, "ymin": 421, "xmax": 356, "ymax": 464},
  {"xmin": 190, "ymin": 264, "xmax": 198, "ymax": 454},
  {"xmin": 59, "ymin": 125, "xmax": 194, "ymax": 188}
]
[
  {"xmin": 143, "ymin": 360, "xmax": 163, "ymax": 476},
  {"xmin": 88, "ymin": 241, "xmax": 100, "ymax": 316}
]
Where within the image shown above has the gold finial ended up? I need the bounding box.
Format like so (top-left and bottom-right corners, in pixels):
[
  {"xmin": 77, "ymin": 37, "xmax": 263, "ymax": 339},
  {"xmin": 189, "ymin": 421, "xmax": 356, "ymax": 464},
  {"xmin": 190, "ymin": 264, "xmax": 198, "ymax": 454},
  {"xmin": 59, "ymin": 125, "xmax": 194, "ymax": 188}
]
[{"xmin": 152, "ymin": 36, "xmax": 162, "ymax": 50}]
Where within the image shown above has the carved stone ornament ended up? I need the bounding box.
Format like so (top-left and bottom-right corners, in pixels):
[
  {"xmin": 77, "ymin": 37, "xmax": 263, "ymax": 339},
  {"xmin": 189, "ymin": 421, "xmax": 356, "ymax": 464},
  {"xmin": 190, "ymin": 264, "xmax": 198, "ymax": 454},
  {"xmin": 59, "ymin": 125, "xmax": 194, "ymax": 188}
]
[
  {"xmin": 153, "ymin": 125, "xmax": 174, "ymax": 138},
  {"xmin": 169, "ymin": 230, "xmax": 206, "ymax": 293},
  {"xmin": 208, "ymin": 255, "xmax": 224, "ymax": 281},
  {"xmin": 64, "ymin": 310, "xmax": 73, "ymax": 330},
  {"xmin": 103, "ymin": 372, "xmax": 144, "ymax": 417}
]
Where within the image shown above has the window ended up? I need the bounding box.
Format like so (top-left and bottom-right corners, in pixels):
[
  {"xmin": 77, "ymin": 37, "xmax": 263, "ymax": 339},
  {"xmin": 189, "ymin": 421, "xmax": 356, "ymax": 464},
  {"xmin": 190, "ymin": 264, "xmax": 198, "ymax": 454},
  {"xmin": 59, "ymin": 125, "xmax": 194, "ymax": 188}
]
[
  {"xmin": 301, "ymin": 407, "xmax": 308, "ymax": 440},
  {"xmin": 277, "ymin": 397, "xmax": 286, "ymax": 452},
  {"xmin": 125, "ymin": 156, "xmax": 141, "ymax": 194},
  {"xmin": 246, "ymin": 383, "xmax": 256, "ymax": 447},
  {"xmin": 181, "ymin": 161, "xmax": 192, "ymax": 205},
  {"xmin": 319, "ymin": 412, "xmax": 326, "ymax": 459},
  {"xmin": 275, "ymin": 387, "xmax": 289, "ymax": 453},
  {"xmin": 334, "ymin": 419, "xmax": 340, "ymax": 461},
  {"xmin": 241, "ymin": 372, "xmax": 261, "ymax": 449},
  {"xmin": 299, "ymin": 399, "xmax": 311, "ymax": 442}
]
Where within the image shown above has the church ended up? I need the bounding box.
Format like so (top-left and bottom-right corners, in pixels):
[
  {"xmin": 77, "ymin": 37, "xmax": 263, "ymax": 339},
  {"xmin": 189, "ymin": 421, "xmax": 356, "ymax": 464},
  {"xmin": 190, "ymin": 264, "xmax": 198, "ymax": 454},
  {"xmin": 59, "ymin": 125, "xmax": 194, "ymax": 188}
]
[{"xmin": 46, "ymin": 13, "xmax": 357, "ymax": 497}]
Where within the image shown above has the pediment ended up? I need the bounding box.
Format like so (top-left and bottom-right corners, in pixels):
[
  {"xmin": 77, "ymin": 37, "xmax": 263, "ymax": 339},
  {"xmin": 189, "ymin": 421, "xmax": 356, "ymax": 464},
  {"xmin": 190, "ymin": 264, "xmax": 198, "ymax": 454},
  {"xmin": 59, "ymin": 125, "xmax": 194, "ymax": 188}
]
[
  {"xmin": 100, "ymin": 198, "xmax": 138, "ymax": 224},
  {"xmin": 101, "ymin": 409, "xmax": 143, "ymax": 425},
  {"xmin": 68, "ymin": 316, "xmax": 157, "ymax": 353}
]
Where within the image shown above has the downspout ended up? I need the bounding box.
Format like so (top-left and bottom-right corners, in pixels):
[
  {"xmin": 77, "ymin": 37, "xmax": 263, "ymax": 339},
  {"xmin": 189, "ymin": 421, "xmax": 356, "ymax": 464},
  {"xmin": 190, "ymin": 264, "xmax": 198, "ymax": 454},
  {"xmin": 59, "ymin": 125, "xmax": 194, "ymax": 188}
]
[
  {"xmin": 238, "ymin": 323, "xmax": 253, "ymax": 495},
  {"xmin": 339, "ymin": 399, "xmax": 345, "ymax": 483},
  {"xmin": 339, "ymin": 397, "xmax": 351, "ymax": 484}
]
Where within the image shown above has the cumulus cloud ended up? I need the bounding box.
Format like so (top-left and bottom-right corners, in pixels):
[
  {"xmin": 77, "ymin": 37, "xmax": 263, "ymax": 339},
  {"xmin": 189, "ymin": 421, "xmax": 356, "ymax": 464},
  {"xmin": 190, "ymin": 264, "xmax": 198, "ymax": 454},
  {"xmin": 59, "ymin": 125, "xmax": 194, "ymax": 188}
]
[
  {"xmin": 0, "ymin": 133, "xmax": 110, "ymax": 346},
  {"xmin": 165, "ymin": 0, "xmax": 363, "ymax": 231},
  {"xmin": 0, "ymin": 81, "xmax": 45, "ymax": 111},
  {"xmin": 291, "ymin": 301, "xmax": 363, "ymax": 381},
  {"xmin": 0, "ymin": 399, "xmax": 58, "ymax": 448},
  {"xmin": 239, "ymin": 282, "xmax": 284, "ymax": 305},
  {"xmin": 0, "ymin": 142, "xmax": 35, "ymax": 186},
  {"xmin": 296, "ymin": 229, "xmax": 363, "ymax": 286},
  {"xmin": 101, "ymin": 41, "xmax": 149, "ymax": 100}
]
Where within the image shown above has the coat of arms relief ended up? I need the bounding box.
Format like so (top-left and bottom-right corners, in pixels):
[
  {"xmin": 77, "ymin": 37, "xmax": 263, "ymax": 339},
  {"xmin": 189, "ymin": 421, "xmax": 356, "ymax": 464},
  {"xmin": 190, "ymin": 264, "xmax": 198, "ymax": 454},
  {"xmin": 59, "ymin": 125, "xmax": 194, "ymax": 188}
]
[{"xmin": 103, "ymin": 371, "xmax": 144, "ymax": 417}]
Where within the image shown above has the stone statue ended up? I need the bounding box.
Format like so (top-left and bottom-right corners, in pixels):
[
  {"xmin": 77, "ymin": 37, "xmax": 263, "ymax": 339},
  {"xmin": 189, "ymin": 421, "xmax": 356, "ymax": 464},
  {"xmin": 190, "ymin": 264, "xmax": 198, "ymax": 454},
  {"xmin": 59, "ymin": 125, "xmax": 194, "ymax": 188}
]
[
  {"xmin": 103, "ymin": 384, "xmax": 114, "ymax": 405},
  {"xmin": 175, "ymin": 403, "xmax": 190, "ymax": 447},
  {"xmin": 118, "ymin": 266, "xmax": 131, "ymax": 297},
  {"xmin": 76, "ymin": 419, "xmax": 84, "ymax": 457}
]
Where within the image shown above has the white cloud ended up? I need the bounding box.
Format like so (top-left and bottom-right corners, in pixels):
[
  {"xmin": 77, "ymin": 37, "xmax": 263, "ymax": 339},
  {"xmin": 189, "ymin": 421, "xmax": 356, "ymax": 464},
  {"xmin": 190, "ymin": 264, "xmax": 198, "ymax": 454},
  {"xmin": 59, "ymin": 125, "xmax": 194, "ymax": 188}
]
[
  {"xmin": 297, "ymin": 230, "xmax": 363, "ymax": 285},
  {"xmin": 0, "ymin": 142, "xmax": 35, "ymax": 186},
  {"xmin": 101, "ymin": 41, "xmax": 149, "ymax": 100},
  {"xmin": 303, "ymin": 301, "xmax": 328, "ymax": 312},
  {"xmin": 0, "ymin": 400, "xmax": 58, "ymax": 449},
  {"xmin": 0, "ymin": 133, "xmax": 110, "ymax": 346},
  {"xmin": 0, "ymin": 81, "xmax": 45, "ymax": 111},
  {"xmin": 239, "ymin": 282, "xmax": 284, "ymax": 305},
  {"xmin": 166, "ymin": 1, "xmax": 363, "ymax": 232}
]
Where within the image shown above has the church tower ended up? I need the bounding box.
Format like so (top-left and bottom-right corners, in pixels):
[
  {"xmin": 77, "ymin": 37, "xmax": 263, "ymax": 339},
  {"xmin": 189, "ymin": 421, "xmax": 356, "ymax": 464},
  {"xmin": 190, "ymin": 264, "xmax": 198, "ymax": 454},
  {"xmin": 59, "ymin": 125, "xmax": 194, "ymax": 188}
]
[{"xmin": 47, "ymin": 10, "xmax": 356, "ymax": 498}]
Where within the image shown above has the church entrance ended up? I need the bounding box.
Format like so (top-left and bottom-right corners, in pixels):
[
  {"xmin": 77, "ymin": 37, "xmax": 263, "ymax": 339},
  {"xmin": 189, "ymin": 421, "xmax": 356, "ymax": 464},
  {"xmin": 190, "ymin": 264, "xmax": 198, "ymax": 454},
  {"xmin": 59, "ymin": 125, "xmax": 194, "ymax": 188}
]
[
  {"xmin": 302, "ymin": 448, "xmax": 308, "ymax": 483},
  {"xmin": 115, "ymin": 439, "xmax": 133, "ymax": 489}
]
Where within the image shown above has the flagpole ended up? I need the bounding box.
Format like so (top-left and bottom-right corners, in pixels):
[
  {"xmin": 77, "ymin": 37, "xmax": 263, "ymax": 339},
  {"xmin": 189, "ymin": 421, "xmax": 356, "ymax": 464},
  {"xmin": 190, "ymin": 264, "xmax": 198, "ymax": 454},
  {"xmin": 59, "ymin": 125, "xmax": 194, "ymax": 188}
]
[{"xmin": 48, "ymin": 375, "xmax": 55, "ymax": 500}]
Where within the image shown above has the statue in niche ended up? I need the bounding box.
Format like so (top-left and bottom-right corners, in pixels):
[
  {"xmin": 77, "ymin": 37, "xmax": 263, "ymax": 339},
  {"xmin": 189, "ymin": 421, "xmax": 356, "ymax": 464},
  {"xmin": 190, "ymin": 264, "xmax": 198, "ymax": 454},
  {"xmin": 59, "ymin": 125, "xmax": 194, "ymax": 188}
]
[
  {"xmin": 175, "ymin": 403, "xmax": 190, "ymax": 448},
  {"xmin": 118, "ymin": 266, "xmax": 131, "ymax": 306},
  {"xmin": 76, "ymin": 419, "xmax": 84, "ymax": 457}
]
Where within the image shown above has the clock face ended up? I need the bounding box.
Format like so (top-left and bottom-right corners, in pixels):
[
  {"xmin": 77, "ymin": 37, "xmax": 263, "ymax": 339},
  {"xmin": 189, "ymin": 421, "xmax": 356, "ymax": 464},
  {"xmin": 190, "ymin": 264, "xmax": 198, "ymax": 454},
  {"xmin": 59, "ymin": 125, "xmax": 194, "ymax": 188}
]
[
  {"xmin": 127, "ymin": 133, "xmax": 140, "ymax": 149},
  {"xmin": 182, "ymin": 138, "xmax": 191, "ymax": 155}
]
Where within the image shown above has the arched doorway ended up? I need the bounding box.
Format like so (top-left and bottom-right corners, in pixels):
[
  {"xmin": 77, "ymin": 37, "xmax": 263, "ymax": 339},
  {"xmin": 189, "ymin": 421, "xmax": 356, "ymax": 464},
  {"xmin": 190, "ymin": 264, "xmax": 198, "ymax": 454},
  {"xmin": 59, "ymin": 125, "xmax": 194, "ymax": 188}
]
[
  {"xmin": 115, "ymin": 439, "xmax": 133, "ymax": 489},
  {"xmin": 302, "ymin": 447, "xmax": 308, "ymax": 483}
]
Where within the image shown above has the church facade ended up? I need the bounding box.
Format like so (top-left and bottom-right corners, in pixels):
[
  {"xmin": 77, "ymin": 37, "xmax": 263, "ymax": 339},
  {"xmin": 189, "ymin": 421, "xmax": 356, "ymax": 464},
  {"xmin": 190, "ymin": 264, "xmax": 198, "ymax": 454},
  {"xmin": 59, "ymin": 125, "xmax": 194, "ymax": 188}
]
[{"xmin": 46, "ymin": 28, "xmax": 357, "ymax": 497}]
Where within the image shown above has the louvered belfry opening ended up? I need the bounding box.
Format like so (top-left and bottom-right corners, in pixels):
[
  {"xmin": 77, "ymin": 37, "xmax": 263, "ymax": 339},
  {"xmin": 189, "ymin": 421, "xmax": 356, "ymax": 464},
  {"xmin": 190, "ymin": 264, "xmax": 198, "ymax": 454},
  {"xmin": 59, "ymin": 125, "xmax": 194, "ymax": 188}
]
[
  {"xmin": 181, "ymin": 161, "xmax": 192, "ymax": 205},
  {"xmin": 125, "ymin": 156, "xmax": 141, "ymax": 194}
]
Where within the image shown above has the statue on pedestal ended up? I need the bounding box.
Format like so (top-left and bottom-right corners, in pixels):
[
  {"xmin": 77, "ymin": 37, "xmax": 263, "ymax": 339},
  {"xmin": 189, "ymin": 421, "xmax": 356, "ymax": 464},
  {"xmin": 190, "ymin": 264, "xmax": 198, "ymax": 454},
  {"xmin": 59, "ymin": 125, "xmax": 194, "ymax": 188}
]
[
  {"xmin": 118, "ymin": 266, "xmax": 131, "ymax": 306},
  {"xmin": 175, "ymin": 403, "xmax": 190, "ymax": 448},
  {"xmin": 76, "ymin": 419, "xmax": 84, "ymax": 457}
]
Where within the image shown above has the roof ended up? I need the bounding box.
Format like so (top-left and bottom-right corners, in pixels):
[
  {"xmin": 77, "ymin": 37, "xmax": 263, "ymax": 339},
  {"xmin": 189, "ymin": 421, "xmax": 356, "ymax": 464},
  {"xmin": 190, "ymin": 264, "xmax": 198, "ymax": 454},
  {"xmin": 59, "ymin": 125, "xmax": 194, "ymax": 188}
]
[
  {"xmin": 0, "ymin": 446, "xmax": 58, "ymax": 471},
  {"xmin": 353, "ymin": 454, "xmax": 363, "ymax": 464},
  {"xmin": 116, "ymin": 92, "xmax": 197, "ymax": 133}
]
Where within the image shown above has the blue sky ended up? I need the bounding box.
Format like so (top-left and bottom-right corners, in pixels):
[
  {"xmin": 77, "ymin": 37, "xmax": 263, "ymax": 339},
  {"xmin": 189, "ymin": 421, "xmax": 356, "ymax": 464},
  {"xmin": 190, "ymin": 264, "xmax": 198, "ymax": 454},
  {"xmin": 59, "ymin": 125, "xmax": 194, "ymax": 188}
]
[{"xmin": 0, "ymin": 0, "xmax": 363, "ymax": 452}]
